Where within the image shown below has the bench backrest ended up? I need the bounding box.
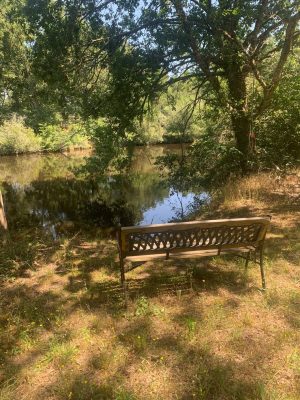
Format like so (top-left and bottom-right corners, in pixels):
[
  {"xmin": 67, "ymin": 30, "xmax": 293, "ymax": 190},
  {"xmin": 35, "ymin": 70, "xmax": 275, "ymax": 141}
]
[{"xmin": 118, "ymin": 217, "xmax": 270, "ymax": 257}]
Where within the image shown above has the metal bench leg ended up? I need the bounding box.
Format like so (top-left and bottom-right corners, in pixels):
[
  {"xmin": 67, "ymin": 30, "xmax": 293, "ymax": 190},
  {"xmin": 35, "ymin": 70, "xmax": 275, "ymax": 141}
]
[
  {"xmin": 259, "ymin": 249, "xmax": 266, "ymax": 290},
  {"xmin": 120, "ymin": 258, "xmax": 129, "ymax": 305},
  {"xmin": 120, "ymin": 258, "xmax": 126, "ymax": 288},
  {"xmin": 186, "ymin": 266, "xmax": 193, "ymax": 291}
]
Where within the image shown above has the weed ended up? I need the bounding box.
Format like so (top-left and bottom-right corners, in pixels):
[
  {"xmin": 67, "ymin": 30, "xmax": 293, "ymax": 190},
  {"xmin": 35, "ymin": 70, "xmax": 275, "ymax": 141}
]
[
  {"xmin": 54, "ymin": 376, "xmax": 113, "ymax": 400},
  {"xmin": 135, "ymin": 296, "xmax": 150, "ymax": 316},
  {"xmin": 11, "ymin": 329, "xmax": 36, "ymax": 355},
  {"xmin": 185, "ymin": 316, "xmax": 197, "ymax": 339},
  {"xmin": 0, "ymin": 378, "xmax": 20, "ymax": 400},
  {"xmin": 151, "ymin": 305, "xmax": 166, "ymax": 317},
  {"xmin": 78, "ymin": 327, "xmax": 92, "ymax": 343},
  {"xmin": 265, "ymin": 289, "xmax": 282, "ymax": 308},
  {"xmin": 135, "ymin": 297, "xmax": 165, "ymax": 318},
  {"xmin": 133, "ymin": 333, "xmax": 148, "ymax": 353}
]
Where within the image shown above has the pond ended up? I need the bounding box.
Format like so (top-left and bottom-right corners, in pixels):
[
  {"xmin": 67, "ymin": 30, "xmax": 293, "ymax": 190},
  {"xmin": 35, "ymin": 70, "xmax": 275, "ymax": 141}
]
[{"xmin": 0, "ymin": 145, "xmax": 208, "ymax": 237}]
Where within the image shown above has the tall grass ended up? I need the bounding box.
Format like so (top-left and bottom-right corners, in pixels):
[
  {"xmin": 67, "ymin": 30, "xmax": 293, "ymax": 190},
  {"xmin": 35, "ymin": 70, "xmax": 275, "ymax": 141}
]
[{"xmin": 222, "ymin": 172, "xmax": 278, "ymax": 206}]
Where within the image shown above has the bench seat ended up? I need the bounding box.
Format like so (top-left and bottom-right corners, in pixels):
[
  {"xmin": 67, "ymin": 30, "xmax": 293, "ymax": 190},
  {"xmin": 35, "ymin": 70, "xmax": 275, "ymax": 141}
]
[{"xmin": 123, "ymin": 246, "xmax": 256, "ymax": 262}]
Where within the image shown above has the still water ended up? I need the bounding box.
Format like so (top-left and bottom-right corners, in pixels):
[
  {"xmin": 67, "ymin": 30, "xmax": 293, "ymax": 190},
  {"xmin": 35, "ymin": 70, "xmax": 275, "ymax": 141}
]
[{"xmin": 0, "ymin": 145, "xmax": 207, "ymax": 235}]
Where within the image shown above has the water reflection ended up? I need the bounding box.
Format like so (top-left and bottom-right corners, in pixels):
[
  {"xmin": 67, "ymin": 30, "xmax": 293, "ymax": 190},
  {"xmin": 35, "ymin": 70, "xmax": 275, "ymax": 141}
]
[
  {"xmin": 140, "ymin": 190, "xmax": 209, "ymax": 225},
  {"xmin": 0, "ymin": 145, "xmax": 207, "ymax": 235}
]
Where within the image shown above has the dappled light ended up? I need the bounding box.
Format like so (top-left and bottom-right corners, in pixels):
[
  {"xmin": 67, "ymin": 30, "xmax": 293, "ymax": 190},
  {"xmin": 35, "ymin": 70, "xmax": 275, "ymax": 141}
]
[
  {"xmin": 1, "ymin": 172, "xmax": 299, "ymax": 398},
  {"xmin": 1, "ymin": 0, "xmax": 299, "ymax": 398}
]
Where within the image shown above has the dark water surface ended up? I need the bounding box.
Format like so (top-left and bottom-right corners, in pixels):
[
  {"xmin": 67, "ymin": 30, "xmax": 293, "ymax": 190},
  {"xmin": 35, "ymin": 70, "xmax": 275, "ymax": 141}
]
[{"xmin": 0, "ymin": 145, "xmax": 207, "ymax": 236}]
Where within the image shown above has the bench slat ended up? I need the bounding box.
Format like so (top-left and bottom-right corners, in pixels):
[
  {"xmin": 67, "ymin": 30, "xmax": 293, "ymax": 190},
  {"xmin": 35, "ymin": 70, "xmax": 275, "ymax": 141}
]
[
  {"xmin": 124, "ymin": 247, "xmax": 256, "ymax": 263},
  {"xmin": 120, "ymin": 217, "xmax": 270, "ymax": 233}
]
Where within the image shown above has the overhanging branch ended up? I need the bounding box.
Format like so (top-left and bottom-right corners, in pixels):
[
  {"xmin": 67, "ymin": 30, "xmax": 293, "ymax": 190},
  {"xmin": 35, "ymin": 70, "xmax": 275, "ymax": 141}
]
[{"xmin": 256, "ymin": 11, "xmax": 300, "ymax": 115}]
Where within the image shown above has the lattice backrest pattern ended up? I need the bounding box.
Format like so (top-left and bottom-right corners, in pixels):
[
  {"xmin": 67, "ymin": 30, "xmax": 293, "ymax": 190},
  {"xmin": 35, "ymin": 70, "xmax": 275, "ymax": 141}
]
[{"xmin": 126, "ymin": 223, "xmax": 263, "ymax": 253}]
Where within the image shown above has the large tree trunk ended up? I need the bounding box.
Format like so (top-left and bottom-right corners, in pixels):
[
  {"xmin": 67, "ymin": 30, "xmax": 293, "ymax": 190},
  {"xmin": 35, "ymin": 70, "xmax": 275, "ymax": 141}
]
[
  {"xmin": 226, "ymin": 62, "xmax": 252, "ymax": 172},
  {"xmin": 231, "ymin": 112, "xmax": 252, "ymax": 170}
]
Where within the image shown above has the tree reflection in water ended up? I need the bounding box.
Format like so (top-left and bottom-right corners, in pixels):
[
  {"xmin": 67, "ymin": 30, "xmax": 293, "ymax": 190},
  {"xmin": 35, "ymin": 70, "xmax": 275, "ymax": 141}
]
[{"xmin": 0, "ymin": 146, "xmax": 208, "ymax": 237}]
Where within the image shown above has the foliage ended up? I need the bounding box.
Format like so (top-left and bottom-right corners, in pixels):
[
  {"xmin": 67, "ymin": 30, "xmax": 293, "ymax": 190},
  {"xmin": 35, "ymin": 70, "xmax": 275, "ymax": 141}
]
[
  {"xmin": 24, "ymin": 0, "xmax": 114, "ymax": 123},
  {"xmin": 190, "ymin": 136, "xmax": 244, "ymax": 187},
  {"xmin": 135, "ymin": 296, "xmax": 150, "ymax": 317},
  {"xmin": 39, "ymin": 122, "xmax": 90, "ymax": 152},
  {"xmin": 137, "ymin": 80, "xmax": 205, "ymax": 144},
  {"xmin": 255, "ymin": 55, "xmax": 300, "ymax": 169},
  {"xmin": 0, "ymin": 0, "xmax": 31, "ymax": 121},
  {"xmin": 83, "ymin": 119, "xmax": 135, "ymax": 173},
  {"xmin": 72, "ymin": 0, "xmax": 299, "ymax": 166},
  {"xmin": 0, "ymin": 0, "xmax": 299, "ymax": 180},
  {"xmin": 0, "ymin": 116, "xmax": 41, "ymax": 155},
  {"xmin": 155, "ymin": 104, "xmax": 242, "ymax": 188},
  {"xmin": 0, "ymin": 117, "xmax": 90, "ymax": 155}
]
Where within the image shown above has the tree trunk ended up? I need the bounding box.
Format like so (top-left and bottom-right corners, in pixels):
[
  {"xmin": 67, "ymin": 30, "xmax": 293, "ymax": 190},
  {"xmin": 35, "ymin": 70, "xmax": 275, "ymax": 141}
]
[
  {"xmin": 231, "ymin": 113, "xmax": 252, "ymax": 171},
  {"xmin": 226, "ymin": 62, "xmax": 252, "ymax": 172},
  {"xmin": 0, "ymin": 190, "xmax": 8, "ymax": 230}
]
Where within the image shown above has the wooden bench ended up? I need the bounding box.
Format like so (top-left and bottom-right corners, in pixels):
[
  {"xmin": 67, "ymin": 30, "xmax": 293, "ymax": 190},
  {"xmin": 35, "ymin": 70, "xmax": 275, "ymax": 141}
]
[{"xmin": 117, "ymin": 217, "xmax": 271, "ymax": 290}]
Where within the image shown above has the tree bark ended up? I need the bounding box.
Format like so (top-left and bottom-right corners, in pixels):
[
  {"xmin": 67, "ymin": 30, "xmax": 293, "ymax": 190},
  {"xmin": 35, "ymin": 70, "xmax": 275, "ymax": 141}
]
[
  {"xmin": 225, "ymin": 60, "xmax": 252, "ymax": 172},
  {"xmin": 0, "ymin": 190, "xmax": 8, "ymax": 230},
  {"xmin": 231, "ymin": 113, "xmax": 252, "ymax": 170}
]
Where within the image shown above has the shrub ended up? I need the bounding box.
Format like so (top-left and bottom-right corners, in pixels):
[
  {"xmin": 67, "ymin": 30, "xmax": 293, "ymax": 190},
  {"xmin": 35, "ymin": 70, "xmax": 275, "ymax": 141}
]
[
  {"xmin": 0, "ymin": 116, "xmax": 41, "ymax": 155},
  {"xmin": 39, "ymin": 122, "xmax": 90, "ymax": 152},
  {"xmin": 255, "ymin": 58, "xmax": 300, "ymax": 169}
]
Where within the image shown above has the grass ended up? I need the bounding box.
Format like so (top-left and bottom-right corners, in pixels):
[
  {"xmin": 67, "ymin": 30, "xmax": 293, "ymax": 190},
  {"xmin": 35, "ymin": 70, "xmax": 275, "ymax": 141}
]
[{"xmin": 0, "ymin": 170, "xmax": 299, "ymax": 399}]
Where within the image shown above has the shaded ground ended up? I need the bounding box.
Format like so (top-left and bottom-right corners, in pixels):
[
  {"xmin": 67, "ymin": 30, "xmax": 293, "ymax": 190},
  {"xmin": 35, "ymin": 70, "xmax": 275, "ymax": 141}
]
[{"xmin": 0, "ymin": 172, "xmax": 299, "ymax": 400}]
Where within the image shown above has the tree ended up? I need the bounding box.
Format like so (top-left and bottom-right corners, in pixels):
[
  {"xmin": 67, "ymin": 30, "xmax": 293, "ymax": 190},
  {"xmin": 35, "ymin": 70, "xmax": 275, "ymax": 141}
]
[
  {"xmin": 0, "ymin": 189, "xmax": 8, "ymax": 230},
  {"xmin": 111, "ymin": 0, "xmax": 300, "ymax": 170},
  {"xmin": 22, "ymin": 1, "xmax": 300, "ymax": 172},
  {"xmin": 0, "ymin": 0, "xmax": 78, "ymax": 129},
  {"xmin": 0, "ymin": 0, "xmax": 30, "ymax": 121},
  {"xmin": 24, "ymin": 0, "xmax": 117, "ymax": 121}
]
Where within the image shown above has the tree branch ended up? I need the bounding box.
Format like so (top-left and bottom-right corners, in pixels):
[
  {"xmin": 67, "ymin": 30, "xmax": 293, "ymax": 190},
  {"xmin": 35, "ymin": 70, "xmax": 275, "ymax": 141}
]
[
  {"xmin": 256, "ymin": 11, "xmax": 300, "ymax": 115},
  {"xmin": 170, "ymin": 0, "xmax": 227, "ymax": 107}
]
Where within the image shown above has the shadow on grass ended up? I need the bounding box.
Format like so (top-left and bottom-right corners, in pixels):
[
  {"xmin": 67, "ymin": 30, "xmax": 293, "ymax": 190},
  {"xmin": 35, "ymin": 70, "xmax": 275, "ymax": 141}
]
[
  {"xmin": 79, "ymin": 258, "xmax": 253, "ymax": 310},
  {"xmin": 33, "ymin": 327, "xmax": 271, "ymax": 400},
  {"xmin": 0, "ymin": 285, "xmax": 69, "ymax": 386},
  {"xmin": 0, "ymin": 228, "xmax": 61, "ymax": 279},
  {"xmin": 179, "ymin": 349, "xmax": 268, "ymax": 400},
  {"xmin": 1, "ymin": 204, "xmax": 299, "ymax": 399}
]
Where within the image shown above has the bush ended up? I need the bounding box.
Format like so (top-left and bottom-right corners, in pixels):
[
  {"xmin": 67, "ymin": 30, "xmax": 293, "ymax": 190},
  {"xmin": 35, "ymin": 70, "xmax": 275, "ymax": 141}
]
[
  {"xmin": 248, "ymin": 54, "xmax": 300, "ymax": 169},
  {"xmin": 0, "ymin": 116, "xmax": 41, "ymax": 155},
  {"xmin": 155, "ymin": 104, "xmax": 240, "ymax": 190},
  {"xmin": 255, "ymin": 67, "xmax": 300, "ymax": 169},
  {"xmin": 38, "ymin": 122, "xmax": 90, "ymax": 151}
]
